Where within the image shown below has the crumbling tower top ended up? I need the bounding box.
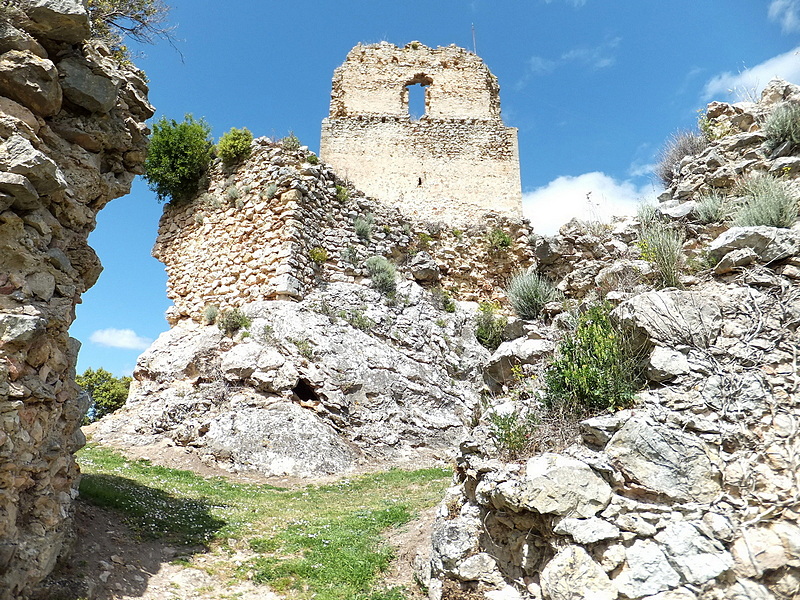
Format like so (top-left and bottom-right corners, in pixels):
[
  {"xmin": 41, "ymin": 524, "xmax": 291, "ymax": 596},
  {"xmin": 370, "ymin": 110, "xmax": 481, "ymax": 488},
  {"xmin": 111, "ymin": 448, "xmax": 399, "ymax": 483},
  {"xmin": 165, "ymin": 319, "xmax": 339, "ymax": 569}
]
[{"xmin": 320, "ymin": 42, "xmax": 522, "ymax": 224}]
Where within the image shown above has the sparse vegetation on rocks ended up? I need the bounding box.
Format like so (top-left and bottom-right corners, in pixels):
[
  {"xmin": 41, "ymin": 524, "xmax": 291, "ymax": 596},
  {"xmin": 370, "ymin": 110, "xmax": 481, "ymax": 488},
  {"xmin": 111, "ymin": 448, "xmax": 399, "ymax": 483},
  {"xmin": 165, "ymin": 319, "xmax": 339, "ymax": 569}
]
[
  {"xmin": 763, "ymin": 102, "xmax": 800, "ymax": 153},
  {"xmin": 733, "ymin": 172, "xmax": 798, "ymax": 228},
  {"xmin": 364, "ymin": 255, "xmax": 396, "ymax": 296},
  {"xmin": 506, "ymin": 271, "xmax": 562, "ymax": 320},
  {"xmin": 144, "ymin": 114, "xmax": 214, "ymax": 204},
  {"xmin": 475, "ymin": 302, "xmax": 507, "ymax": 351},
  {"xmin": 216, "ymin": 308, "xmax": 250, "ymax": 337},
  {"xmin": 216, "ymin": 126, "xmax": 253, "ymax": 166},
  {"xmin": 656, "ymin": 130, "xmax": 707, "ymax": 186}
]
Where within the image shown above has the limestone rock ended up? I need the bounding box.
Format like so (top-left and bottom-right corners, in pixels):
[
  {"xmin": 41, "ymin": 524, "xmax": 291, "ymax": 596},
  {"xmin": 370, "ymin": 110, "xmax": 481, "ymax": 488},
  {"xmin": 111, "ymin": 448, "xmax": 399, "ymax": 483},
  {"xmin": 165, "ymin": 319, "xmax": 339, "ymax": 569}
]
[
  {"xmin": 58, "ymin": 56, "xmax": 119, "ymax": 113},
  {"xmin": 540, "ymin": 546, "xmax": 617, "ymax": 600},
  {"xmin": 708, "ymin": 226, "xmax": 800, "ymax": 264},
  {"xmin": 579, "ymin": 411, "xmax": 633, "ymax": 448},
  {"xmin": 485, "ymin": 337, "xmax": 554, "ymax": 386},
  {"xmin": 409, "ymin": 251, "xmax": 440, "ymax": 282},
  {"xmin": 431, "ymin": 516, "xmax": 481, "ymax": 572},
  {"xmin": 0, "ymin": 134, "xmax": 67, "ymax": 195},
  {"xmin": 646, "ymin": 346, "xmax": 690, "ymax": 382},
  {"xmin": 0, "ymin": 172, "xmax": 39, "ymax": 209},
  {"xmin": 0, "ymin": 21, "xmax": 47, "ymax": 57},
  {"xmin": 606, "ymin": 418, "xmax": 720, "ymax": 502},
  {"xmin": 654, "ymin": 521, "xmax": 733, "ymax": 584},
  {"xmin": 202, "ymin": 403, "xmax": 358, "ymax": 477},
  {"xmin": 0, "ymin": 313, "xmax": 46, "ymax": 346},
  {"xmin": 613, "ymin": 290, "xmax": 722, "ymax": 349},
  {"xmin": 713, "ymin": 247, "xmax": 759, "ymax": 274},
  {"xmin": 493, "ymin": 453, "xmax": 612, "ymax": 518},
  {"xmin": 615, "ymin": 539, "xmax": 681, "ymax": 599},
  {"xmin": 553, "ymin": 517, "xmax": 620, "ymax": 544},
  {"xmin": 0, "ymin": 50, "xmax": 62, "ymax": 116},
  {"xmin": 21, "ymin": 0, "xmax": 91, "ymax": 43},
  {"xmin": 640, "ymin": 588, "xmax": 697, "ymax": 600}
]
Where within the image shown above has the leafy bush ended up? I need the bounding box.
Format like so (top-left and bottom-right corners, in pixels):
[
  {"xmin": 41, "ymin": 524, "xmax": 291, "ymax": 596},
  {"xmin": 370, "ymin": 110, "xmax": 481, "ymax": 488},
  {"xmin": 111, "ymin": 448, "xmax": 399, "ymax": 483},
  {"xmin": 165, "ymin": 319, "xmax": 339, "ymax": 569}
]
[
  {"xmin": 202, "ymin": 304, "xmax": 219, "ymax": 325},
  {"xmin": 543, "ymin": 302, "xmax": 642, "ymax": 415},
  {"xmin": 506, "ymin": 271, "xmax": 562, "ymax": 320},
  {"xmin": 763, "ymin": 102, "xmax": 800, "ymax": 153},
  {"xmin": 694, "ymin": 190, "xmax": 730, "ymax": 224},
  {"xmin": 77, "ymin": 367, "xmax": 132, "ymax": 422},
  {"xmin": 217, "ymin": 127, "xmax": 253, "ymax": 166},
  {"xmin": 338, "ymin": 309, "xmax": 374, "ymax": 331},
  {"xmin": 638, "ymin": 221, "xmax": 685, "ymax": 288},
  {"xmin": 733, "ymin": 173, "xmax": 798, "ymax": 228},
  {"xmin": 217, "ymin": 308, "xmax": 251, "ymax": 337},
  {"xmin": 306, "ymin": 153, "xmax": 319, "ymax": 165},
  {"xmin": 281, "ymin": 133, "xmax": 301, "ymax": 151},
  {"xmin": 355, "ymin": 213, "xmax": 374, "ymax": 241},
  {"xmin": 144, "ymin": 114, "xmax": 213, "ymax": 204},
  {"xmin": 364, "ymin": 256, "xmax": 396, "ymax": 296},
  {"xmin": 489, "ymin": 409, "xmax": 539, "ymax": 460},
  {"xmin": 475, "ymin": 302, "xmax": 507, "ymax": 352},
  {"xmin": 488, "ymin": 228, "xmax": 512, "ymax": 250},
  {"xmin": 309, "ymin": 246, "xmax": 328, "ymax": 264},
  {"xmin": 335, "ymin": 185, "xmax": 349, "ymax": 203},
  {"xmin": 656, "ymin": 130, "xmax": 707, "ymax": 186}
]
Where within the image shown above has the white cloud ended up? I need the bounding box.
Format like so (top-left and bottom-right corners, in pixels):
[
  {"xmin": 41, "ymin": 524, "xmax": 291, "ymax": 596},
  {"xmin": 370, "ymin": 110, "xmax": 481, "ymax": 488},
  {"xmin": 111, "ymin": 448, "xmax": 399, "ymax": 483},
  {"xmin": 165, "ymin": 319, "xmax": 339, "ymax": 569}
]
[
  {"xmin": 544, "ymin": 0, "xmax": 587, "ymax": 6},
  {"xmin": 522, "ymin": 172, "xmax": 660, "ymax": 235},
  {"xmin": 561, "ymin": 37, "xmax": 621, "ymax": 70},
  {"xmin": 528, "ymin": 55, "xmax": 557, "ymax": 74},
  {"xmin": 703, "ymin": 46, "xmax": 800, "ymax": 101},
  {"xmin": 90, "ymin": 328, "xmax": 152, "ymax": 351},
  {"xmin": 769, "ymin": 0, "xmax": 800, "ymax": 33}
]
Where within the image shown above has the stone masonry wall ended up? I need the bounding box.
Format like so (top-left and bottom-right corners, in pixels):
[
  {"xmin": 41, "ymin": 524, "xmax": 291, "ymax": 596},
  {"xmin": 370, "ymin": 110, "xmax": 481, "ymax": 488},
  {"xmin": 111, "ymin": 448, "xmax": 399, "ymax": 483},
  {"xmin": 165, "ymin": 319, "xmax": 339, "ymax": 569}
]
[
  {"xmin": 154, "ymin": 141, "xmax": 534, "ymax": 324},
  {"xmin": 0, "ymin": 2, "xmax": 152, "ymax": 597},
  {"xmin": 319, "ymin": 42, "xmax": 521, "ymax": 225}
]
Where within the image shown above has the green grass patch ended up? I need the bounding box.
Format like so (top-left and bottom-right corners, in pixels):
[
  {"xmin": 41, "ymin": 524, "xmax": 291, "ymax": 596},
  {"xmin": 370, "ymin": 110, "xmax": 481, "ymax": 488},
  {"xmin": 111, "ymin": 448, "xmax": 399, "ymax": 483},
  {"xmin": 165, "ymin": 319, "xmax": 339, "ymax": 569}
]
[{"xmin": 77, "ymin": 445, "xmax": 450, "ymax": 597}]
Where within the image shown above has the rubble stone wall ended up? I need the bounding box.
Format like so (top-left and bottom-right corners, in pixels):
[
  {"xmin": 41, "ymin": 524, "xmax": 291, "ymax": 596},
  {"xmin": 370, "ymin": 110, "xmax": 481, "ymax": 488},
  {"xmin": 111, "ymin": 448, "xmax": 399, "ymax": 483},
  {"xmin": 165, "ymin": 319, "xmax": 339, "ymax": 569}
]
[
  {"xmin": 319, "ymin": 42, "xmax": 522, "ymax": 225},
  {"xmin": 154, "ymin": 141, "xmax": 534, "ymax": 324},
  {"xmin": 0, "ymin": 1, "xmax": 152, "ymax": 597}
]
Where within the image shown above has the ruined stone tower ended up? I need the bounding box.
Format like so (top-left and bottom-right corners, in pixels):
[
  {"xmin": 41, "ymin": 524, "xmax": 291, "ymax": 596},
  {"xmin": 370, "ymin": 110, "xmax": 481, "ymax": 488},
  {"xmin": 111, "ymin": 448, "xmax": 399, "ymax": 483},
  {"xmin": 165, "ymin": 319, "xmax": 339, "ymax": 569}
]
[{"xmin": 320, "ymin": 42, "xmax": 522, "ymax": 224}]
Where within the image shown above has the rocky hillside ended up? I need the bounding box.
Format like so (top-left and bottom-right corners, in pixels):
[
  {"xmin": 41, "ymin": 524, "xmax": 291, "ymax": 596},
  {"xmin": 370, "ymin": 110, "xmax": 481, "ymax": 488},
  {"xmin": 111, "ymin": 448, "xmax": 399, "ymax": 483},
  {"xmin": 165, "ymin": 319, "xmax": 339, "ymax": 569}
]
[
  {"xmin": 424, "ymin": 81, "xmax": 800, "ymax": 600},
  {"xmin": 0, "ymin": 1, "xmax": 152, "ymax": 597}
]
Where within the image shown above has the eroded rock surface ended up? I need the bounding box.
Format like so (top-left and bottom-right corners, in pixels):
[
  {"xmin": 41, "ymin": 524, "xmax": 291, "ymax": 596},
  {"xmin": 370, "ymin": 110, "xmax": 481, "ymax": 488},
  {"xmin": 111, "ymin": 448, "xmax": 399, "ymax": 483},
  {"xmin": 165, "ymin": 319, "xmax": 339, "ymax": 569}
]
[{"xmin": 0, "ymin": 2, "xmax": 152, "ymax": 596}]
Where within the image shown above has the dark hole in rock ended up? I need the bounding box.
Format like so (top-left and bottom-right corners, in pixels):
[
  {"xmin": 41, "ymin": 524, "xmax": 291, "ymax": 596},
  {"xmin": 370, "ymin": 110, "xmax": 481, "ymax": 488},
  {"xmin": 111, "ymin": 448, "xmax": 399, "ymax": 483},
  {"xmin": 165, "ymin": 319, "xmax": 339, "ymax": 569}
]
[{"xmin": 292, "ymin": 378, "xmax": 320, "ymax": 403}]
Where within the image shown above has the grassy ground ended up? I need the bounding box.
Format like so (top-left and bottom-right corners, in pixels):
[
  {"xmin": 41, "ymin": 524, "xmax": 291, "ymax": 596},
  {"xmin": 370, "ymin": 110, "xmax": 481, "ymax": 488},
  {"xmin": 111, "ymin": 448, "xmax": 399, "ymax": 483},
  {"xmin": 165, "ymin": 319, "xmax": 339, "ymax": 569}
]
[{"xmin": 78, "ymin": 445, "xmax": 451, "ymax": 599}]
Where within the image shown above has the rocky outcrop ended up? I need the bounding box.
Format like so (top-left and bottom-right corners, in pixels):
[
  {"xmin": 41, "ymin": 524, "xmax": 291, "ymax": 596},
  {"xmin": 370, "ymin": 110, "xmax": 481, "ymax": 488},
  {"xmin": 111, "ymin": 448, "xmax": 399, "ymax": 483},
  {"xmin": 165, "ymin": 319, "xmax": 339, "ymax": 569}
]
[
  {"xmin": 0, "ymin": 2, "xmax": 152, "ymax": 597},
  {"xmin": 423, "ymin": 82, "xmax": 800, "ymax": 600},
  {"xmin": 92, "ymin": 280, "xmax": 488, "ymax": 476}
]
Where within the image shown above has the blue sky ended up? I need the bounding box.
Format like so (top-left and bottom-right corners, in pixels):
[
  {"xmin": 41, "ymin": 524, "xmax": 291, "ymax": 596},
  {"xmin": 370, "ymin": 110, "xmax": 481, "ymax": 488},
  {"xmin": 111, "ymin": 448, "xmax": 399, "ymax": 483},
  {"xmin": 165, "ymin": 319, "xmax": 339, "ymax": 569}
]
[{"xmin": 72, "ymin": 0, "xmax": 800, "ymax": 376}]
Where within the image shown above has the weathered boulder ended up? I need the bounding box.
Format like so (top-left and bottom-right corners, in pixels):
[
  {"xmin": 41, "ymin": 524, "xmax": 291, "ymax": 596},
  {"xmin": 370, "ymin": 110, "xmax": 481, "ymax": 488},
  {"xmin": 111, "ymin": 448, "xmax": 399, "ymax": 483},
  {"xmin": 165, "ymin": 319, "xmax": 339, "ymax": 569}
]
[
  {"xmin": 553, "ymin": 517, "xmax": 620, "ymax": 544},
  {"xmin": 613, "ymin": 290, "xmax": 722, "ymax": 349},
  {"xmin": 654, "ymin": 520, "xmax": 732, "ymax": 584},
  {"xmin": 540, "ymin": 546, "xmax": 617, "ymax": 600},
  {"xmin": 646, "ymin": 346, "xmax": 690, "ymax": 382},
  {"xmin": 409, "ymin": 250, "xmax": 440, "ymax": 282},
  {"xmin": 0, "ymin": 172, "xmax": 39, "ymax": 209},
  {"xmin": 58, "ymin": 56, "xmax": 119, "ymax": 113},
  {"xmin": 708, "ymin": 226, "xmax": 800, "ymax": 264},
  {"xmin": 0, "ymin": 49, "xmax": 62, "ymax": 116},
  {"xmin": 615, "ymin": 539, "xmax": 681, "ymax": 599},
  {"xmin": 0, "ymin": 134, "xmax": 67, "ymax": 195},
  {"xmin": 490, "ymin": 453, "xmax": 612, "ymax": 518},
  {"xmin": 20, "ymin": 0, "xmax": 91, "ymax": 43},
  {"xmin": 485, "ymin": 337, "xmax": 554, "ymax": 386},
  {"xmin": 605, "ymin": 417, "xmax": 720, "ymax": 502}
]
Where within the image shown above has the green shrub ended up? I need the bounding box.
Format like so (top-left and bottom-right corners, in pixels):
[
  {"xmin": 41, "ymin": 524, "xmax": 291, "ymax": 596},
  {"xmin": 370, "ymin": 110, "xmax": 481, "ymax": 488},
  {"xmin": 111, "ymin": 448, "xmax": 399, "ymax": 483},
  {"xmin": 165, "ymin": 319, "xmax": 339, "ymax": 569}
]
[
  {"xmin": 733, "ymin": 173, "xmax": 798, "ymax": 228},
  {"xmin": 543, "ymin": 302, "xmax": 642, "ymax": 415},
  {"xmin": 202, "ymin": 304, "xmax": 219, "ymax": 325},
  {"xmin": 489, "ymin": 409, "xmax": 539, "ymax": 460},
  {"xmin": 335, "ymin": 185, "xmax": 349, "ymax": 203},
  {"xmin": 262, "ymin": 182, "xmax": 278, "ymax": 200},
  {"xmin": 225, "ymin": 185, "xmax": 241, "ymax": 202},
  {"xmin": 341, "ymin": 246, "xmax": 360, "ymax": 266},
  {"xmin": 338, "ymin": 309, "xmax": 374, "ymax": 331},
  {"xmin": 355, "ymin": 213, "xmax": 374, "ymax": 241},
  {"xmin": 281, "ymin": 133, "xmax": 301, "ymax": 151},
  {"xmin": 488, "ymin": 228, "xmax": 512, "ymax": 250},
  {"xmin": 763, "ymin": 102, "xmax": 800, "ymax": 153},
  {"xmin": 364, "ymin": 256, "xmax": 396, "ymax": 296},
  {"xmin": 636, "ymin": 202, "xmax": 659, "ymax": 228},
  {"xmin": 77, "ymin": 367, "xmax": 132, "ymax": 422},
  {"xmin": 475, "ymin": 302, "xmax": 507, "ymax": 352},
  {"xmin": 217, "ymin": 127, "xmax": 253, "ymax": 166},
  {"xmin": 506, "ymin": 271, "xmax": 563, "ymax": 320},
  {"xmin": 417, "ymin": 232, "xmax": 433, "ymax": 250},
  {"xmin": 217, "ymin": 308, "xmax": 251, "ymax": 337},
  {"xmin": 656, "ymin": 130, "xmax": 707, "ymax": 186},
  {"xmin": 694, "ymin": 190, "xmax": 730, "ymax": 224},
  {"xmin": 309, "ymin": 246, "xmax": 328, "ymax": 264},
  {"xmin": 306, "ymin": 153, "xmax": 319, "ymax": 164},
  {"xmin": 638, "ymin": 221, "xmax": 685, "ymax": 288},
  {"xmin": 144, "ymin": 114, "xmax": 214, "ymax": 204}
]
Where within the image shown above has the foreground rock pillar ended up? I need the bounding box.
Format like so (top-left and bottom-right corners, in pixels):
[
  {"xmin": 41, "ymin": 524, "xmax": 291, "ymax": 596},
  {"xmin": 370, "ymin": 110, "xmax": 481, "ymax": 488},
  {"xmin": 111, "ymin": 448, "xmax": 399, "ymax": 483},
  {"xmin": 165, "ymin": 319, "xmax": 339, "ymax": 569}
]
[{"xmin": 0, "ymin": 2, "xmax": 153, "ymax": 596}]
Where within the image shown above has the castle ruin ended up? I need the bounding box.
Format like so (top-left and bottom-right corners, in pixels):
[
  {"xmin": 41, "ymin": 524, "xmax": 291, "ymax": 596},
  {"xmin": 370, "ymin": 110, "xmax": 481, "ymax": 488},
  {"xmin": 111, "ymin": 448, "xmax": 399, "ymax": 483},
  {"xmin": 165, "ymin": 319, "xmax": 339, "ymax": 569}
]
[{"xmin": 320, "ymin": 42, "xmax": 522, "ymax": 224}]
